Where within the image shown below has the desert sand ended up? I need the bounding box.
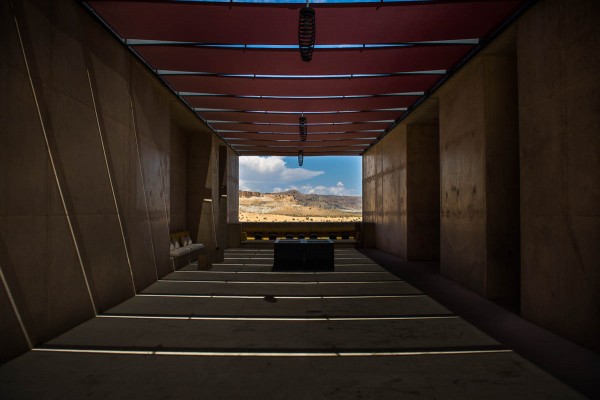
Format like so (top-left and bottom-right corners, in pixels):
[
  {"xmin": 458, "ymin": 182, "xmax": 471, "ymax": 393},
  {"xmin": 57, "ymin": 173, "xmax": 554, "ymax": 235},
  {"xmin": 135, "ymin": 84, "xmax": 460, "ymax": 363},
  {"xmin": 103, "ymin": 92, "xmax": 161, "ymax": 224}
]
[{"xmin": 239, "ymin": 191, "xmax": 362, "ymax": 222}]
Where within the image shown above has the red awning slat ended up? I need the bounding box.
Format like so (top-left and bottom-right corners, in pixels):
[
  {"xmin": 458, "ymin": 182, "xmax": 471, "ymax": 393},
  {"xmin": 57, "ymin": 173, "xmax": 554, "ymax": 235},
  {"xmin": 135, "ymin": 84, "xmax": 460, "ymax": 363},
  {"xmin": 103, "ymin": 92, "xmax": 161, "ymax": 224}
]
[
  {"xmin": 233, "ymin": 145, "xmax": 368, "ymax": 152},
  {"xmin": 164, "ymin": 75, "xmax": 440, "ymax": 97},
  {"xmin": 135, "ymin": 46, "xmax": 473, "ymax": 75},
  {"xmin": 221, "ymin": 133, "xmax": 380, "ymax": 141},
  {"xmin": 201, "ymin": 111, "xmax": 402, "ymax": 124},
  {"xmin": 211, "ymin": 123, "xmax": 388, "ymax": 133},
  {"xmin": 228, "ymin": 139, "xmax": 375, "ymax": 146},
  {"xmin": 89, "ymin": 1, "xmax": 523, "ymax": 45},
  {"xmin": 185, "ymin": 96, "xmax": 418, "ymax": 112}
]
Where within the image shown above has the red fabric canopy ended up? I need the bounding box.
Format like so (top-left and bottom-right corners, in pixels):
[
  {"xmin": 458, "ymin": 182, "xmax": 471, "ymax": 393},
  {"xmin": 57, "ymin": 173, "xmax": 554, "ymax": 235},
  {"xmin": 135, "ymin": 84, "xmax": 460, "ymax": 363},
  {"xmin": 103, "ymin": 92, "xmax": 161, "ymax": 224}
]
[
  {"xmin": 86, "ymin": 0, "xmax": 527, "ymax": 155},
  {"xmin": 89, "ymin": 1, "xmax": 522, "ymax": 44}
]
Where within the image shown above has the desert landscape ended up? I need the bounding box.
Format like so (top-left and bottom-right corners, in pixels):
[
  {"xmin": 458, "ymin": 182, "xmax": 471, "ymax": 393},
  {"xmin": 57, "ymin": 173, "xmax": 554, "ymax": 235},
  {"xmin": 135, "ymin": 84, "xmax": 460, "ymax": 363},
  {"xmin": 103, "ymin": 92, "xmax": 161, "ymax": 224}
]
[{"xmin": 239, "ymin": 190, "xmax": 362, "ymax": 222}]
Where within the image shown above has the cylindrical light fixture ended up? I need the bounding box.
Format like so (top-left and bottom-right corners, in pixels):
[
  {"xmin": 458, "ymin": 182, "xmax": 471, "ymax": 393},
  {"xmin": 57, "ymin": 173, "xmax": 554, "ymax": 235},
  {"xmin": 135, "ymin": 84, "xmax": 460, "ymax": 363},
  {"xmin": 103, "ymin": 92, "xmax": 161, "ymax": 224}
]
[
  {"xmin": 298, "ymin": 150, "xmax": 304, "ymax": 166},
  {"xmin": 298, "ymin": 6, "xmax": 316, "ymax": 62},
  {"xmin": 299, "ymin": 115, "xmax": 307, "ymax": 141}
]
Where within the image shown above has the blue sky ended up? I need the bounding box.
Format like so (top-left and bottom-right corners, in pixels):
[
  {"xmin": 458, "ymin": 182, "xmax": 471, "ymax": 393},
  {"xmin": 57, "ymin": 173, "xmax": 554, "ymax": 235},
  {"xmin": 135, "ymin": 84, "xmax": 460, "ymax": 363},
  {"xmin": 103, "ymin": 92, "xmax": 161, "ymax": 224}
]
[{"xmin": 239, "ymin": 155, "xmax": 362, "ymax": 196}]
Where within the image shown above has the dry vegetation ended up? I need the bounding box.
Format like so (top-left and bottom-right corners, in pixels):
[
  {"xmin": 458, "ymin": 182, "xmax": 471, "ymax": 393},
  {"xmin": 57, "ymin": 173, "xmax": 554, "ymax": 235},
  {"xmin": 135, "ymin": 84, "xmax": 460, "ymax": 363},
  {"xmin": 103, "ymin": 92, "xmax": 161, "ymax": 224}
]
[{"xmin": 239, "ymin": 190, "xmax": 362, "ymax": 222}]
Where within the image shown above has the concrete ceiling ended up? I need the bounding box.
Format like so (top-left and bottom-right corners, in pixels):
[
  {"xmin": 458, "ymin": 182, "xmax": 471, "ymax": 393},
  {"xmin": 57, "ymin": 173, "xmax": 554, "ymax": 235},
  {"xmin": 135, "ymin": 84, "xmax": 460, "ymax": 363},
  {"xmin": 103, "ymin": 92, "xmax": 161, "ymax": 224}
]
[{"xmin": 84, "ymin": 0, "xmax": 530, "ymax": 156}]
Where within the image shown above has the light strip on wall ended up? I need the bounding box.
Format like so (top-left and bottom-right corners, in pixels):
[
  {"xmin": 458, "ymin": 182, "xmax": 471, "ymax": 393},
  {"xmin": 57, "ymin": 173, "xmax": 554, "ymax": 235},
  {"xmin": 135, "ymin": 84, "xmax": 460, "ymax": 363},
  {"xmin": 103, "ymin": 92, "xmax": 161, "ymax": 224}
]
[
  {"xmin": 87, "ymin": 69, "xmax": 137, "ymax": 296},
  {"xmin": 0, "ymin": 263, "xmax": 33, "ymax": 349},
  {"xmin": 11, "ymin": 0, "xmax": 97, "ymax": 316},
  {"xmin": 158, "ymin": 161, "xmax": 173, "ymax": 271}
]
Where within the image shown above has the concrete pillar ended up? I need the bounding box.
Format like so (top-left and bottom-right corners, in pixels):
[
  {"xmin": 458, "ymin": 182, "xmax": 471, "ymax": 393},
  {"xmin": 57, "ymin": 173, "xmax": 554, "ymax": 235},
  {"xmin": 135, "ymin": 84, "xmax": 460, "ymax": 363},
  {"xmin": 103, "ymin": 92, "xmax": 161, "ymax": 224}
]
[
  {"xmin": 197, "ymin": 199, "xmax": 216, "ymax": 269},
  {"xmin": 169, "ymin": 122, "xmax": 187, "ymax": 232},
  {"xmin": 362, "ymin": 118, "xmax": 439, "ymax": 261},
  {"xmin": 438, "ymin": 31, "xmax": 520, "ymax": 308},
  {"xmin": 407, "ymin": 124, "xmax": 440, "ymax": 261},
  {"xmin": 362, "ymin": 129, "xmax": 407, "ymax": 256},
  {"xmin": 227, "ymin": 148, "xmax": 240, "ymax": 224},
  {"xmin": 216, "ymin": 195, "xmax": 227, "ymax": 262},
  {"xmin": 227, "ymin": 223, "xmax": 242, "ymax": 248},
  {"xmin": 186, "ymin": 132, "xmax": 212, "ymax": 242}
]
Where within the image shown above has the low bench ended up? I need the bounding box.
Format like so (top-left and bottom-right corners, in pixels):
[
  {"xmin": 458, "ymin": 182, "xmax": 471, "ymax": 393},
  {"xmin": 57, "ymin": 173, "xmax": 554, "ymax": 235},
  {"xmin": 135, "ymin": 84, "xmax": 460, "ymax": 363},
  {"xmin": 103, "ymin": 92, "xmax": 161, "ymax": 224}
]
[{"xmin": 169, "ymin": 231, "xmax": 208, "ymax": 269}]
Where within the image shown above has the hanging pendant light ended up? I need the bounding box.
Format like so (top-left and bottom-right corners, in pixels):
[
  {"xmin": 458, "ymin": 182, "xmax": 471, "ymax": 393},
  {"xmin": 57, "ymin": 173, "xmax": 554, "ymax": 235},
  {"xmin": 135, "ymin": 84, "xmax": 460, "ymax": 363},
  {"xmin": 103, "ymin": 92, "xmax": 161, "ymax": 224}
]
[
  {"xmin": 299, "ymin": 115, "xmax": 307, "ymax": 141},
  {"xmin": 298, "ymin": 3, "xmax": 316, "ymax": 62},
  {"xmin": 298, "ymin": 150, "xmax": 304, "ymax": 166}
]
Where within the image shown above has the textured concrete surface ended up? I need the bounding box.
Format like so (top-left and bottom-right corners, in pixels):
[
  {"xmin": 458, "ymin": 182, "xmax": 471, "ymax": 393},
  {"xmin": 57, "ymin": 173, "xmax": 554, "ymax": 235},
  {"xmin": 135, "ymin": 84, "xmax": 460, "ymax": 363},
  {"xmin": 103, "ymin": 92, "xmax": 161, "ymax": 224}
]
[
  {"xmin": 437, "ymin": 33, "xmax": 520, "ymax": 307},
  {"xmin": 517, "ymin": 0, "xmax": 600, "ymax": 352},
  {"xmin": 363, "ymin": 248, "xmax": 600, "ymax": 399},
  {"xmin": 406, "ymin": 124, "xmax": 440, "ymax": 261},
  {"xmin": 0, "ymin": 249, "xmax": 586, "ymax": 399},
  {"xmin": 227, "ymin": 147, "xmax": 240, "ymax": 223},
  {"xmin": 363, "ymin": 123, "xmax": 440, "ymax": 262},
  {"xmin": 363, "ymin": 126, "xmax": 408, "ymax": 257},
  {"xmin": 0, "ymin": 0, "xmax": 216, "ymax": 361},
  {"xmin": 169, "ymin": 120, "xmax": 187, "ymax": 232}
]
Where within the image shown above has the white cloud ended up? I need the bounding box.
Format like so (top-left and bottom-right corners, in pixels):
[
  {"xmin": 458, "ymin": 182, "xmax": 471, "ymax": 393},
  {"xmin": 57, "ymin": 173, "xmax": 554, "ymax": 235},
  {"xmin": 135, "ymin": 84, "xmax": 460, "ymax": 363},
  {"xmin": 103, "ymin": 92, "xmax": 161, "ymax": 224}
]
[
  {"xmin": 274, "ymin": 182, "xmax": 358, "ymax": 196},
  {"xmin": 239, "ymin": 156, "xmax": 324, "ymax": 190},
  {"xmin": 238, "ymin": 178, "xmax": 251, "ymax": 191}
]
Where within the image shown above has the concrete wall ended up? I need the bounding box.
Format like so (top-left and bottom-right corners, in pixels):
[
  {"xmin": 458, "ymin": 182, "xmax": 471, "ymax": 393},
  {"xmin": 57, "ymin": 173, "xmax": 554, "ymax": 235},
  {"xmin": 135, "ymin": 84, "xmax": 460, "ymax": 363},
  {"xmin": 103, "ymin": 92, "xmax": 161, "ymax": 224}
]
[
  {"xmin": 407, "ymin": 125, "xmax": 440, "ymax": 261},
  {"xmin": 437, "ymin": 31, "xmax": 520, "ymax": 308},
  {"xmin": 169, "ymin": 122, "xmax": 187, "ymax": 232},
  {"xmin": 0, "ymin": 0, "xmax": 220, "ymax": 362},
  {"xmin": 185, "ymin": 131, "xmax": 212, "ymax": 242},
  {"xmin": 363, "ymin": 0, "xmax": 599, "ymax": 351},
  {"xmin": 363, "ymin": 127, "xmax": 407, "ymax": 258},
  {"xmin": 227, "ymin": 148, "xmax": 240, "ymax": 224},
  {"xmin": 517, "ymin": 0, "xmax": 600, "ymax": 351},
  {"xmin": 363, "ymin": 123, "xmax": 439, "ymax": 261}
]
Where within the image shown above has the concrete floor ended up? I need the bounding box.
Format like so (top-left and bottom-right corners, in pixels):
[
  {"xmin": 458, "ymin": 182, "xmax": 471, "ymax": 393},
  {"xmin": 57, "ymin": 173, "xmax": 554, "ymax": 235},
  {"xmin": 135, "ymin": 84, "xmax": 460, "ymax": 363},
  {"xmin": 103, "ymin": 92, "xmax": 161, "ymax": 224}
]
[{"xmin": 0, "ymin": 249, "xmax": 591, "ymax": 399}]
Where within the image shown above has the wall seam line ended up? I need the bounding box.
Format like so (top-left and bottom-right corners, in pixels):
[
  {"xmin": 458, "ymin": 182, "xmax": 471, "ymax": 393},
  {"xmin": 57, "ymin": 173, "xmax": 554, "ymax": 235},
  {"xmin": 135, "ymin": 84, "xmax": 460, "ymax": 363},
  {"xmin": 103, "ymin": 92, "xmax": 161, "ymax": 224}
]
[
  {"xmin": 129, "ymin": 93, "xmax": 160, "ymax": 281},
  {"xmin": 86, "ymin": 69, "xmax": 137, "ymax": 295},
  {"xmin": 158, "ymin": 161, "xmax": 174, "ymax": 271},
  {"xmin": 10, "ymin": 0, "xmax": 97, "ymax": 315}
]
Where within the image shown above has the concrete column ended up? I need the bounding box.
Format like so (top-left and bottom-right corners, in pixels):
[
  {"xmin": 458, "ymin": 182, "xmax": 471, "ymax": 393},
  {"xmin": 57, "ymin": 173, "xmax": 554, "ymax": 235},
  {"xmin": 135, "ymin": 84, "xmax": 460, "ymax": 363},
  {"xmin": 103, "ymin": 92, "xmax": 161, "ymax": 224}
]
[
  {"xmin": 227, "ymin": 148, "xmax": 240, "ymax": 224},
  {"xmin": 217, "ymin": 195, "xmax": 227, "ymax": 261},
  {"xmin": 186, "ymin": 132, "xmax": 212, "ymax": 241},
  {"xmin": 197, "ymin": 199, "xmax": 216, "ymax": 269},
  {"xmin": 438, "ymin": 31, "xmax": 520, "ymax": 308},
  {"xmin": 362, "ymin": 130, "xmax": 407, "ymax": 256},
  {"xmin": 362, "ymin": 119, "xmax": 440, "ymax": 261},
  {"xmin": 169, "ymin": 122, "xmax": 187, "ymax": 232},
  {"xmin": 407, "ymin": 124, "xmax": 440, "ymax": 261}
]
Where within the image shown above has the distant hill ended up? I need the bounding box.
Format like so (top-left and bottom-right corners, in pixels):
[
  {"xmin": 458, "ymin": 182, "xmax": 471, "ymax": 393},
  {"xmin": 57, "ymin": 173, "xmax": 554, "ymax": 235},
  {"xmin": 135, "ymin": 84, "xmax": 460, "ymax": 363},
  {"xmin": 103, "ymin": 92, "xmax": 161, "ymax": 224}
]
[{"xmin": 239, "ymin": 190, "xmax": 362, "ymax": 222}]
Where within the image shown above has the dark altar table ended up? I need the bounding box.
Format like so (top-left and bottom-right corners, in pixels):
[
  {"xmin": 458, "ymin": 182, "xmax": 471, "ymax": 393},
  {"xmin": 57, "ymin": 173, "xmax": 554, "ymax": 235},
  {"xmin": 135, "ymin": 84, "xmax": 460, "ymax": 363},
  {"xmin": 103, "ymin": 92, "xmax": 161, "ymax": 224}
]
[{"xmin": 273, "ymin": 239, "xmax": 334, "ymax": 271}]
